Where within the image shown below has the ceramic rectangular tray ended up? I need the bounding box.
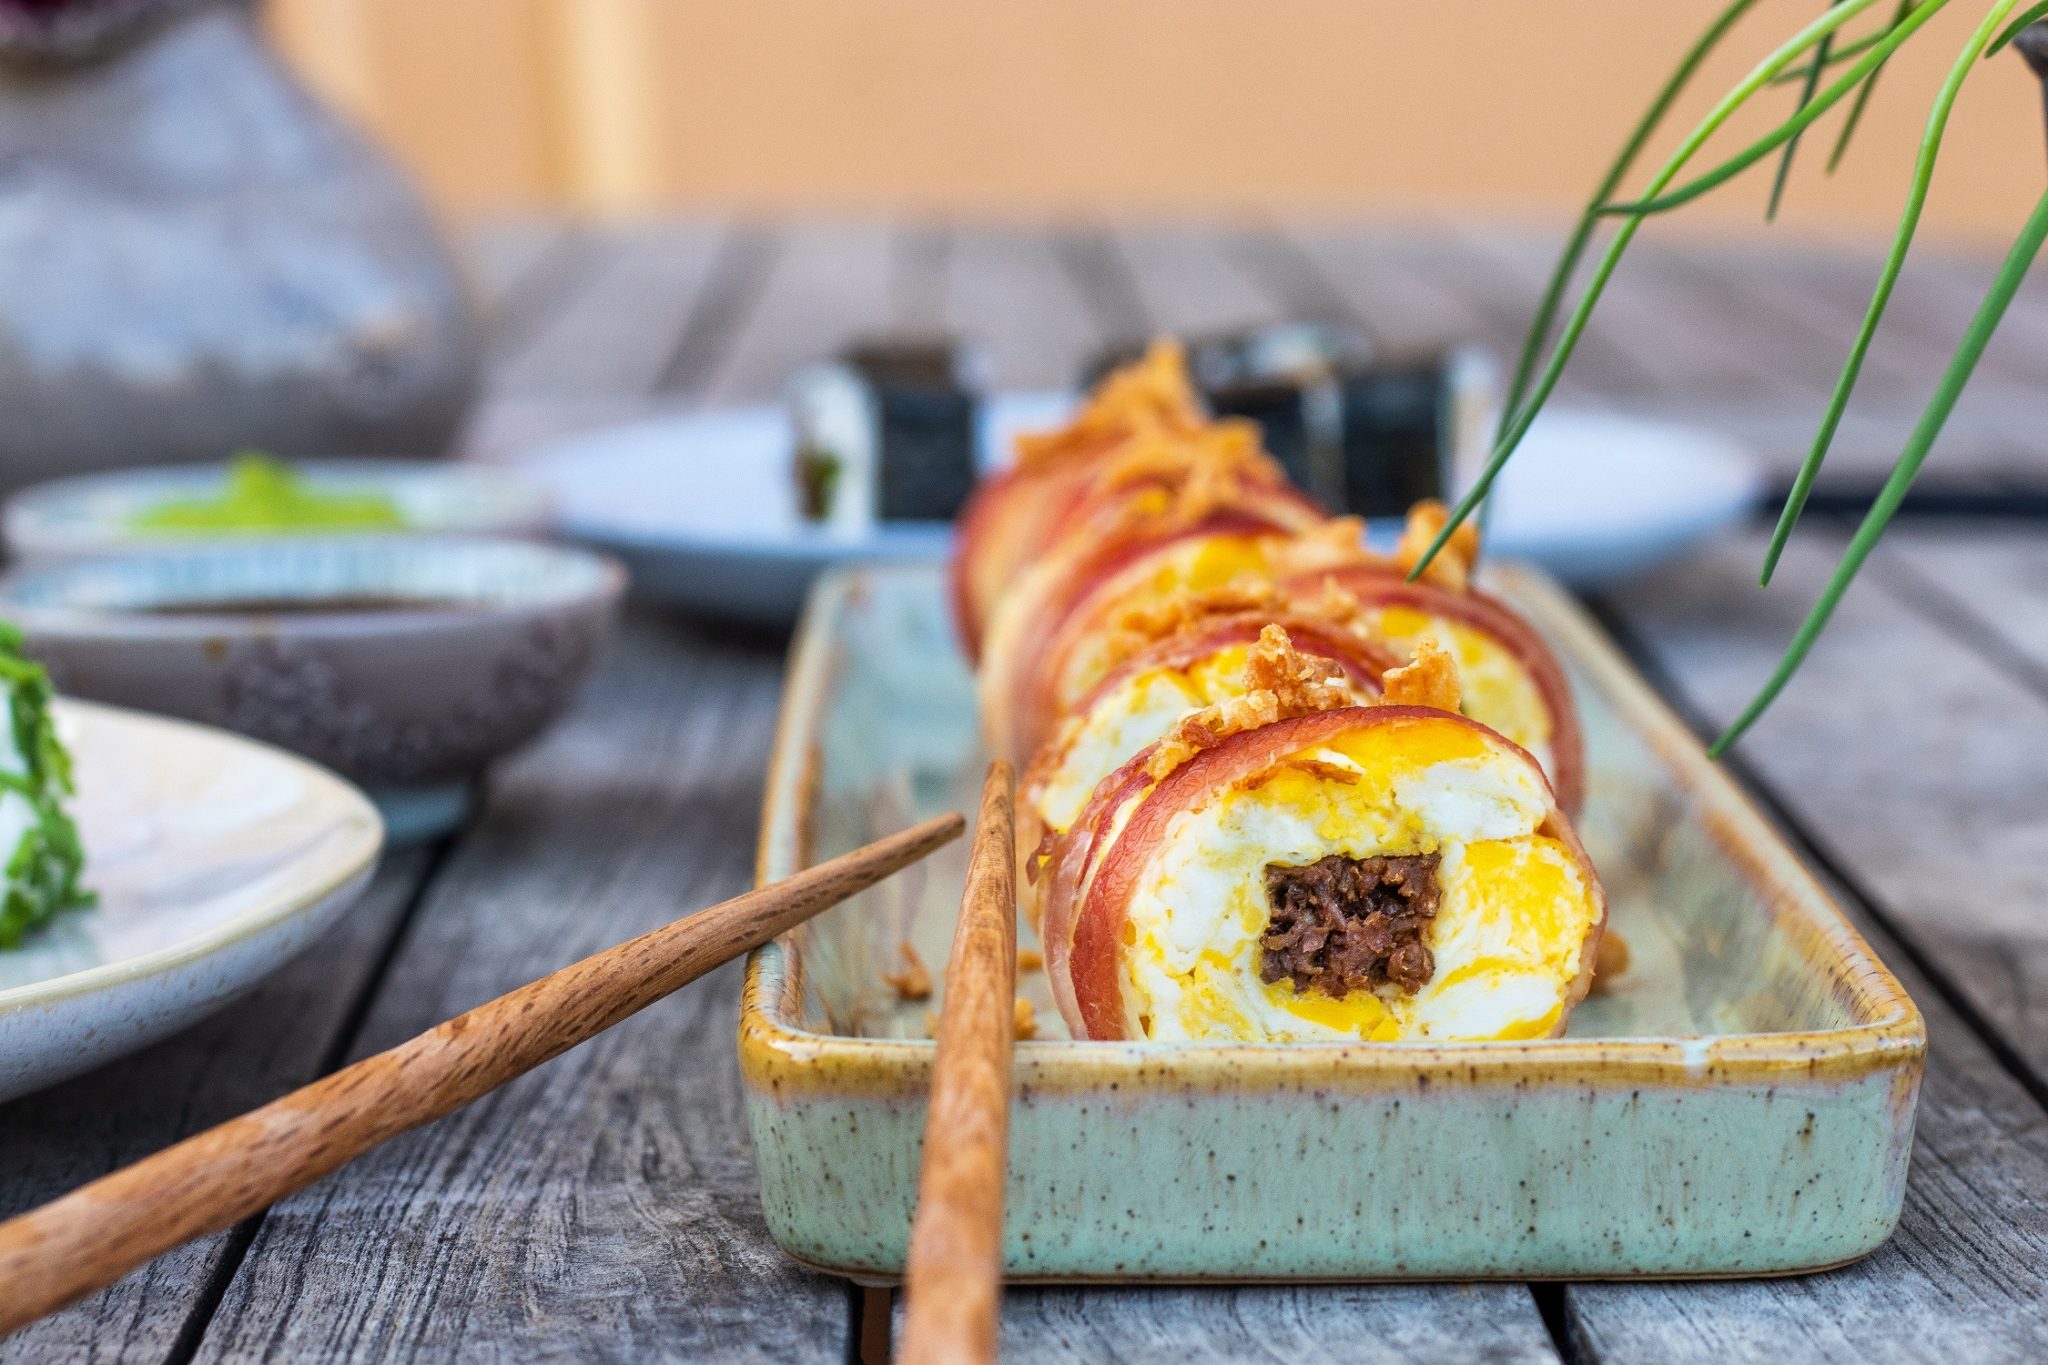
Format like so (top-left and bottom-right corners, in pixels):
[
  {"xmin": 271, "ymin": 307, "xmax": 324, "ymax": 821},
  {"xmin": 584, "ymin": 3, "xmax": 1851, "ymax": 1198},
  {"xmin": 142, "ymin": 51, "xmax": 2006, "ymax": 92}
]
[{"xmin": 741, "ymin": 562, "xmax": 1925, "ymax": 1281}]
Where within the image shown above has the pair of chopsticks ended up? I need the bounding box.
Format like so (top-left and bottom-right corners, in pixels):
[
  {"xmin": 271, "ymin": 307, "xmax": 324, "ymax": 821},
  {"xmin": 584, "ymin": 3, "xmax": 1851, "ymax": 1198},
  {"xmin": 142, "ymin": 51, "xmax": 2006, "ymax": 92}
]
[
  {"xmin": 0, "ymin": 774, "xmax": 1024, "ymax": 1359},
  {"xmin": 0, "ymin": 811, "xmax": 965, "ymax": 1337}
]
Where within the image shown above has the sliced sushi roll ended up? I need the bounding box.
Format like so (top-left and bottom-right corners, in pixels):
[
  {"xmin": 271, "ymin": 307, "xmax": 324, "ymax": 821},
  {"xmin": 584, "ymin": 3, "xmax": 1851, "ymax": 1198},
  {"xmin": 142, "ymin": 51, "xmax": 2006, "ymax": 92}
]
[
  {"xmin": 1036, "ymin": 651, "xmax": 1603, "ymax": 1043},
  {"xmin": 975, "ymin": 455, "xmax": 1332, "ymax": 764},
  {"xmin": 1017, "ymin": 620, "xmax": 1401, "ymax": 925},
  {"xmin": 789, "ymin": 338, "xmax": 983, "ymax": 532},
  {"xmin": 0, "ymin": 625, "xmax": 90, "ymax": 948},
  {"xmin": 1280, "ymin": 507, "xmax": 1583, "ymax": 813},
  {"xmin": 951, "ymin": 340, "xmax": 1206, "ymax": 659}
]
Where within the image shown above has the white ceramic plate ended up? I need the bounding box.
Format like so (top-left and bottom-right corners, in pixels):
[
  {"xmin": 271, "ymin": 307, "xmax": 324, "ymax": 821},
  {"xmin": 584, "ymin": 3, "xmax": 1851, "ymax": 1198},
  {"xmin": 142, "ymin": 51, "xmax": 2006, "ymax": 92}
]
[
  {"xmin": 4, "ymin": 458, "xmax": 553, "ymax": 563},
  {"xmin": 529, "ymin": 395, "xmax": 1762, "ymax": 624},
  {"xmin": 0, "ymin": 700, "xmax": 384, "ymax": 1101}
]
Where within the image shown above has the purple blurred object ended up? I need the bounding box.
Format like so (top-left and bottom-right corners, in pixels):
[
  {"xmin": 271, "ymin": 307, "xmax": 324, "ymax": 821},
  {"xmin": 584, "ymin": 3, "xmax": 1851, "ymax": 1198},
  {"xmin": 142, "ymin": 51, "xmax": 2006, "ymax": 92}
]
[{"xmin": 0, "ymin": 0, "xmax": 478, "ymax": 497}]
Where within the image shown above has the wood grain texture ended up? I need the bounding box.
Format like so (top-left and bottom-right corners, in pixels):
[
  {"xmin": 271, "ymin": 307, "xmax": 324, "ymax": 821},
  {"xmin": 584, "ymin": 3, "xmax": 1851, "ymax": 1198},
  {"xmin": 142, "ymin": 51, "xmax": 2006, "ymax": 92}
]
[
  {"xmin": 943, "ymin": 229, "xmax": 1108, "ymax": 390},
  {"xmin": 696, "ymin": 222, "xmax": 902, "ymax": 407},
  {"xmin": 461, "ymin": 218, "xmax": 570, "ymax": 325},
  {"xmin": 0, "ymin": 854, "xmax": 434, "ymax": 1364},
  {"xmin": 1110, "ymin": 225, "xmax": 1289, "ymax": 340},
  {"xmin": 1876, "ymin": 525, "xmax": 2048, "ymax": 689},
  {"xmin": 0, "ymin": 816, "xmax": 961, "ymax": 1336},
  {"xmin": 189, "ymin": 619, "xmax": 853, "ymax": 1363},
  {"xmin": 1575, "ymin": 529, "xmax": 2048, "ymax": 1361},
  {"xmin": 490, "ymin": 222, "xmax": 732, "ymax": 398},
  {"xmin": 900, "ymin": 763, "xmax": 1017, "ymax": 1365},
  {"xmin": 902, "ymin": 1283, "xmax": 1562, "ymax": 1364}
]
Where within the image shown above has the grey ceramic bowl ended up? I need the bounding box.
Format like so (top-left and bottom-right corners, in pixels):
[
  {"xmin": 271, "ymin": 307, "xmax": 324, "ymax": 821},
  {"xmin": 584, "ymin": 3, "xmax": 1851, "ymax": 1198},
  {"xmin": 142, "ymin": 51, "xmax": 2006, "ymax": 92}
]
[
  {"xmin": 3, "ymin": 459, "xmax": 552, "ymax": 564},
  {"xmin": 0, "ymin": 537, "xmax": 626, "ymax": 840}
]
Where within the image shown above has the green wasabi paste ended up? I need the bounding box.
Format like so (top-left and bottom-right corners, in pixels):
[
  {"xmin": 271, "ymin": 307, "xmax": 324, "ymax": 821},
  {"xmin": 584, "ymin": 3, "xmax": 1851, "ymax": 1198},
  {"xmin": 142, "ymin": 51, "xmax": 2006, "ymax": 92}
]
[
  {"xmin": 0, "ymin": 626, "xmax": 91, "ymax": 948},
  {"xmin": 131, "ymin": 453, "xmax": 407, "ymax": 535}
]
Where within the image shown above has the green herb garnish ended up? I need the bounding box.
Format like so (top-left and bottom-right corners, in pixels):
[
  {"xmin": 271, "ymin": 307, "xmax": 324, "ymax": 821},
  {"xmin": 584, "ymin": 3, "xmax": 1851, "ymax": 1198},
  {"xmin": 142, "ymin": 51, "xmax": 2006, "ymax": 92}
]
[
  {"xmin": 795, "ymin": 444, "xmax": 845, "ymax": 522},
  {"xmin": 132, "ymin": 453, "xmax": 407, "ymax": 536},
  {"xmin": 0, "ymin": 624, "xmax": 92, "ymax": 948},
  {"xmin": 1417, "ymin": 1, "xmax": 2048, "ymax": 755}
]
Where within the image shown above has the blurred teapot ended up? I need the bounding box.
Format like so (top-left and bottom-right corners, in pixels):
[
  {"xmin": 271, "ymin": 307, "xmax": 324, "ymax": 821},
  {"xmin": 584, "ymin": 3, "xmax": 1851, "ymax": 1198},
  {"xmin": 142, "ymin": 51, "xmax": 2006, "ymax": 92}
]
[{"xmin": 0, "ymin": 0, "xmax": 478, "ymax": 497}]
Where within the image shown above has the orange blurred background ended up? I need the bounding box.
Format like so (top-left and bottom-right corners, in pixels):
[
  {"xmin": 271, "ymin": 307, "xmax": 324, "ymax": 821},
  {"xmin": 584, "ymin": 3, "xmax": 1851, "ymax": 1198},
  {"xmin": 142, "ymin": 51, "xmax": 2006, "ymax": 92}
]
[{"xmin": 268, "ymin": 0, "xmax": 2042, "ymax": 243}]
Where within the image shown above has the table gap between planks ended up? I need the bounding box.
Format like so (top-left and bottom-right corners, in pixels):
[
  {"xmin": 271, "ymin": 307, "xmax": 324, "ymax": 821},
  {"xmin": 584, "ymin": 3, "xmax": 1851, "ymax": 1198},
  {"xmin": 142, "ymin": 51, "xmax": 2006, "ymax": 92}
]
[{"xmin": 2, "ymin": 217, "xmax": 2045, "ymax": 1364}]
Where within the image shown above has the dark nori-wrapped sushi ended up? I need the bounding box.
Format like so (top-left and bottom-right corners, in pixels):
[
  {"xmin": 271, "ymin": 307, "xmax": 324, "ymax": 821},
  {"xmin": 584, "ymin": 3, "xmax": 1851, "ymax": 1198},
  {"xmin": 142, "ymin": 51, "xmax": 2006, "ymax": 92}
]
[
  {"xmin": 1332, "ymin": 346, "xmax": 1493, "ymax": 518},
  {"xmin": 790, "ymin": 337, "xmax": 983, "ymax": 527},
  {"xmin": 1079, "ymin": 328, "xmax": 1492, "ymax": 521}
]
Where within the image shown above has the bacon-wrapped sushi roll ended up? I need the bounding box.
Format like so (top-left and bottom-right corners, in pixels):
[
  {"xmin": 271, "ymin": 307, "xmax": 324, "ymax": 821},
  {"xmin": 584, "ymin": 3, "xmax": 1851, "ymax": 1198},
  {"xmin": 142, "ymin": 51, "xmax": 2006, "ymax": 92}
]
[
  {"xmin": 978, "ymin": 508, "xmax": 1356, "ymax": 763},
  {"xmin": 1037, "ymin": 648, "xmax": 1605, "ymax": 1043},
  {"xmin": 1282, "ymin": 509, "xmax": 1584, "ymax": 814},
  {"xmin": 952, "ymin": 340, "xmax": 1211, "ymax": 660},
  {"xmin": 1017, "ymin": 619, "xmax": 1402, "ymax": 925}
]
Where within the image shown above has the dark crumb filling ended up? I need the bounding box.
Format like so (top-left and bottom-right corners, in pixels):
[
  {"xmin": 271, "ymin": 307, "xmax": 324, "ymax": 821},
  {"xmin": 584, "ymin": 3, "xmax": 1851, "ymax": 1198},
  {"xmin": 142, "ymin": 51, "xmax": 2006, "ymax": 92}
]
[{"xmin": 1259, "ymin": 853, "xmax": 1442, "ymax": 998}]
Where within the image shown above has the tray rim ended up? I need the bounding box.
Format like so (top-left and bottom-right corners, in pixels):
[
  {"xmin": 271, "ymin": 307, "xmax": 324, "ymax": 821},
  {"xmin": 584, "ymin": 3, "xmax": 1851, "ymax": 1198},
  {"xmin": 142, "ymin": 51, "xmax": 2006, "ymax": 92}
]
[{"xmin": 741, "ymin": 561, "xmax": 1925, "ymax": 1099}]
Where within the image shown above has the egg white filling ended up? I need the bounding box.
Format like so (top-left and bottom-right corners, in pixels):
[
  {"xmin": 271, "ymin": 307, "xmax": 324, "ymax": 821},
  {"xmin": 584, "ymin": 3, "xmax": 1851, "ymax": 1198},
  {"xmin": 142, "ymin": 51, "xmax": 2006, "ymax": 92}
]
[
  {"xmin": 1118, "ymin": 731, "xmax": 1594, "ymax": 1043},
  {"xmin": 1036, "ymin": 645, "xmax": 1371, "ymax": 837}
]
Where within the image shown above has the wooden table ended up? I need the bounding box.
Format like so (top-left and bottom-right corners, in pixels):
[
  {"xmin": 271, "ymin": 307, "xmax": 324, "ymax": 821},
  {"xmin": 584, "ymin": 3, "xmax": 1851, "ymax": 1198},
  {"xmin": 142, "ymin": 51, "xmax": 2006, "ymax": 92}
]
[{"xmin": 5, "ymin": 219, "xmax": 2047, "ymax": 1363}]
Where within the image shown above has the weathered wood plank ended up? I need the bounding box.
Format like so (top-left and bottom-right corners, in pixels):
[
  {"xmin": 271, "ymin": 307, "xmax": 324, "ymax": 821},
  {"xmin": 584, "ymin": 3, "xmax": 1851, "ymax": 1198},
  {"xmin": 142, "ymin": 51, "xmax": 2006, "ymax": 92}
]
[
  {"xmin": 980, "ymin": 1284, "xmax": 1560, "ymax": 1364},
  {"xmin": 1877, "ymin": 527, "xmax": 2048, "ymax": 687},
  {"xmin": 1559, "ymin": 859, "xmax": 2048, "ymax": 1363},
  {"xmin": 1270, "ymin": 222, "xmax": 1505, "ymax": 352},
  {"xmin": 1567, "ymin": 529, "xmax": 2048, "ymax": 1361},
  {"xmin": 461, "ymin": 218, "xmax": 569, "ymax": 325},
  {"xmin": 491, "ymin": 222, "xmax": 733, "ymax": 399},
  {"xmin": 1447, "ymin": 223, "xmax": 1804, "ymax": 402},
  {"xmin": 1111, "ymin": 225, "xmax": 1291, "ymax": 340},
  {"xmin": 944, "ymin": 228, "xmax": 1107, "ymax": 391},
  {"xmin": 1271, "ymin": 222, "xmax": 1644, "ymax": 400},
  {"xmin": 190, "ymin": 618, "xmax": 850, "ymax": 1363},
  {"xmin": 463, "ymin": 223, "xmax": 774, "ymax": 464},
  {"xmin": 1894, "ymin": 245, "xmax": 2048, "ymax": 391},
  {"xmin": 695, "ymin": 221, "xmax": 901, "ymax": 408},
  {"xmin": 476, "ymin": 228, "xmax": 607, "ymax": 373},
  {"xmin": 1048, "ymin": 226, "xmax": 1150, "ymax": 350},
  {"xmin": 0, "ymin": 853, "xmax": 435, "ymax": 1363}
]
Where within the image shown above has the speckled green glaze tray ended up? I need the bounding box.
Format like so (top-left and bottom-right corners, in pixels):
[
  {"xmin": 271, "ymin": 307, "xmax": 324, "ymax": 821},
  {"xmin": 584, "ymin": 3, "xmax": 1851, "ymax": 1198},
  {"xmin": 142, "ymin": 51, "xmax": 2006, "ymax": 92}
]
[{"xmin": 741, "ymin": 563, "xmax": 1924, "ymax": 1282}]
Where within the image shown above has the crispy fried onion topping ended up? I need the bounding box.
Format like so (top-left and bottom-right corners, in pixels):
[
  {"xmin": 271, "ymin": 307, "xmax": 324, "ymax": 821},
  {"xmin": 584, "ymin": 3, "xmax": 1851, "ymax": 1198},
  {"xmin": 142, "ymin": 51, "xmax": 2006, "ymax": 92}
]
[
  {"xmin": 1091, "ymin": 418, "xmax": 1285, "ymax": 499},
  {"xmin": 1096, "ymin": 568, "xmax": 1379, "ymax": 681},
  {"xmin": 1378, "ymin": 638, "xmax": 1462, "ymax": 713},
  {"xmin": 1145, "ymin": 625, "xmax": 1355, "ymax": 779},
  {"xmin": 1392, "ymin": 500, "xmax": 1482, "ymax": 592},
  {"xmin": 1083, "ymin": 422, "xmax": 1298, "ymax": 538},
  {"xmin": 1012, "ymin": 339, "xmax": 1205, "ymax": 474}
]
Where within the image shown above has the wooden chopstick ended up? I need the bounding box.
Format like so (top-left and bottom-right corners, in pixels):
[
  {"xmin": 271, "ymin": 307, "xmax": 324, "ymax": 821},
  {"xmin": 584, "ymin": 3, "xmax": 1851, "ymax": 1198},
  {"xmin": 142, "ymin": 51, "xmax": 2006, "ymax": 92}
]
[
  {"xmin": 0, "ymin": 811, "xmax": 965, "ymax": 1336},
  {"xmin": 898, "ymin": 761, "xmax": 1018, "ymax": 1365}
]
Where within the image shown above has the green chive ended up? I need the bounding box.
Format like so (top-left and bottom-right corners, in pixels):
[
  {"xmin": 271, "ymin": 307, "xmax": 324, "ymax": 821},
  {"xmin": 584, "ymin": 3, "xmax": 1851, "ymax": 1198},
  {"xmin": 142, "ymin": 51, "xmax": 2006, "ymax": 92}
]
[
  {"xmin": 1712, "ymin": 183, "xmax": 2048, "ymax": 755},
  {"xmin": 1767, "ymin": 3, "xmax": 1851, "ymax": 221},
  {"xmin": 1829, "ymin": 0, "xmax": 1917, "ymax": 171},
  {"xmin": 1497, "ymin": 0, "xmax": 1764, "ymax": 438},
  {"xmin": 1600, "ymin": 0, "xmax": 1954, "ymax": 219},
  {"xmin": 1762, "ymin": 0, "xmax": 2026, "ymax": 584},
  {"xmin": 1990, "ymin": 0, "xmax": 2048, "ymax": 53},
  {"xmin": 1412, "ymin": 0, "xmax": 1888, "ymax": 581}
]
